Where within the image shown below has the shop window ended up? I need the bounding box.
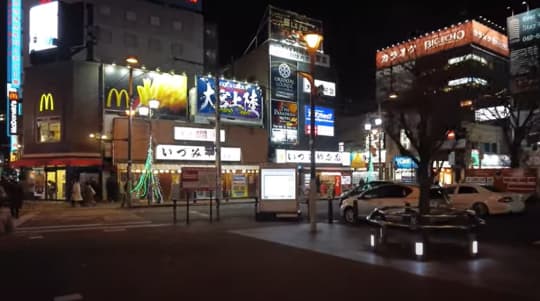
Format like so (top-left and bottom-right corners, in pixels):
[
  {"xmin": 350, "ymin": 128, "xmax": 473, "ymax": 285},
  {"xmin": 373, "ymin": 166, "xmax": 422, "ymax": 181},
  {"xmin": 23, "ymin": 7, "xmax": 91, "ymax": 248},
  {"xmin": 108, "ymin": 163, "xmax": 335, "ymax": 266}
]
[{"xmin": 37, "ymin": 117, "xmax": 61, "ymax": 143}]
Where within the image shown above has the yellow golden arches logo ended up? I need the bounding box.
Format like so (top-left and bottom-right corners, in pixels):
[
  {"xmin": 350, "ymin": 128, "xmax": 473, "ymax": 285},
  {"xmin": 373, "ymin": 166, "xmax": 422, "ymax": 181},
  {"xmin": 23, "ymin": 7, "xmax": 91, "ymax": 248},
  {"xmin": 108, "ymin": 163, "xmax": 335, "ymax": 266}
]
[
  {"xmin": 106, "ymin": 88, "xmax": 129, "ymax": 108},
  {"xmin": 39, "ymin": 93, "xmax": 54, "ymax": 112}
]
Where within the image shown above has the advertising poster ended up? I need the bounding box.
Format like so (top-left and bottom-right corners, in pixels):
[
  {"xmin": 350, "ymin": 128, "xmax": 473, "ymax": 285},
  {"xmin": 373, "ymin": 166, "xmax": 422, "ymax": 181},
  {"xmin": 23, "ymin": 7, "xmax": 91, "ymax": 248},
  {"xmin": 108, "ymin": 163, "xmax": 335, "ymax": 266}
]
[
  {"xmin": 231, "ymin": 174, "xmax": 248, "ymax": 198},
  {"xmin": 196, "ymin": 76, "xmax": 263, "ymax": 124},
  {"xmin": 271, "ymin": 100, "xmax": 298, "ymax": 144},
  {"xmin": 304, "ymin": 106, "xmax": 334, "ymax": 136},
  {"xmin": 269, "ymin": 7, "xmax": 323, "ymax": 49},
  {"xmin": 271, "ymin": 57, "xmax": 297, "ymax": 101},
  {"xmin": 104, "ymin": 65, "xmax": 188, "ymax": 118},
  {"xmin": 29, "ymin": 1, "xmax": 59, "ymax": 53}
]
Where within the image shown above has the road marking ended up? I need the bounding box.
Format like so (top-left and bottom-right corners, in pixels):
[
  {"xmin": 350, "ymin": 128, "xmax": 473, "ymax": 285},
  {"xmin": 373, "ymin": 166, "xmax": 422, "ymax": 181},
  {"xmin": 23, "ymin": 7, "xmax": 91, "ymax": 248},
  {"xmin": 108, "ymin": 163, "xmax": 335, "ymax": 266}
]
[
  {"xmin": 16, "ymin": 223, "xmax": 172, "ymax": 234},
  {"xmin": 190, "ymin": 210, "xmax": 209, "ymax": 217},
  {"xmin": 28, "ymin": 235, "xmax": 44, "ymax": 240},
  {"xmin": 18, "ymin": 220, "xmax": 151, "ymax": 231},
  {"xmin": 104, "ymin": 228, "xmax": 126, "ymax": 232},
  {"xmin": 53, "ymin": 293, "xmax": 83, "ymax": 301}
]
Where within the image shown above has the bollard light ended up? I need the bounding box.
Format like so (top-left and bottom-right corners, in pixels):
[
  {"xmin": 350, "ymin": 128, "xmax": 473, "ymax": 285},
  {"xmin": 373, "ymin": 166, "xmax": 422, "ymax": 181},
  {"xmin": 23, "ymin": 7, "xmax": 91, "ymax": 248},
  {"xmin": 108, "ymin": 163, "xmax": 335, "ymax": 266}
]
[
  {"xmin": 370, "ymin": 234, "xmax": 375, "ymax": 248},
  {"xmin": 415, "ymin": 242, "xmax": 424, "ymax": 256},
  {"xmin": 472, "ymin": 240, "xmax": 478, "ymax": 255}
]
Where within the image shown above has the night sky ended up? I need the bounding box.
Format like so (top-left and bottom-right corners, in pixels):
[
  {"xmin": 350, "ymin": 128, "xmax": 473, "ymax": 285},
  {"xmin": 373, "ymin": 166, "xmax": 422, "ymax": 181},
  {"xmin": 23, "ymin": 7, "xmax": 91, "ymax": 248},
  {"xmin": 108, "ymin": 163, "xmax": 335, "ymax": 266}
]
[{"xmin": 205, "ymin": 0, "xmax": 537, "ymax": 108}]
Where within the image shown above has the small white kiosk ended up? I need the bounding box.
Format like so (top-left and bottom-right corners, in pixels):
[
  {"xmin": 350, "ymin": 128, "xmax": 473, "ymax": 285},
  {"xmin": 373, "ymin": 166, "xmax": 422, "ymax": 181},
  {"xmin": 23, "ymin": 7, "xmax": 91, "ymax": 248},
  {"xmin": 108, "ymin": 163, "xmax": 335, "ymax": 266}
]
[{"xmin": 257, "ymin": 165, "xmax": 300, "ymax": 219}]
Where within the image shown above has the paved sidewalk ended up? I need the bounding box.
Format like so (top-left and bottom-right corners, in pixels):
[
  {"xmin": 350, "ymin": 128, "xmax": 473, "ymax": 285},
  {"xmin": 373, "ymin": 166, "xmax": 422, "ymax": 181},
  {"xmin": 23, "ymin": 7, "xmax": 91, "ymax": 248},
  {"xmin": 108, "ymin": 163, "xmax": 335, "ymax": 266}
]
[{"xmin": 232, "ymin": 223, "xmax": 540, "ymax": 300}]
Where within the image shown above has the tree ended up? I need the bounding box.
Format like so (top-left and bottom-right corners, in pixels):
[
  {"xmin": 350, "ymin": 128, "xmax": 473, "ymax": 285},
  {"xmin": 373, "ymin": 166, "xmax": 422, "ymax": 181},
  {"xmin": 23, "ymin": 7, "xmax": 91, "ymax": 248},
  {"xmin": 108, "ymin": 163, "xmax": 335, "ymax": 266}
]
[{"xmin": 475, "ymin": 89, "xmax": 539, "ymax": 167}]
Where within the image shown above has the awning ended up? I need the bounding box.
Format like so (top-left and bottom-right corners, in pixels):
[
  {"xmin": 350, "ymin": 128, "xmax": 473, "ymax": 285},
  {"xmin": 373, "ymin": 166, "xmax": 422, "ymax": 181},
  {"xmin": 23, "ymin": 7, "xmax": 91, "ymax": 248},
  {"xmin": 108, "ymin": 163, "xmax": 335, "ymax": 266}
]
[{"xmin": 10, "ymin": 158, "xmax": 102, "ymax": 168}]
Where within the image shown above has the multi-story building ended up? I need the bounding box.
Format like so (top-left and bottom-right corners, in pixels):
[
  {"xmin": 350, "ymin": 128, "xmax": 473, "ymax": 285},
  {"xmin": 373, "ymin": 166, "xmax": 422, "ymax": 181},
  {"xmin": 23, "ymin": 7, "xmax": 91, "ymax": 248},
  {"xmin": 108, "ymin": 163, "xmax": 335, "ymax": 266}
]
[
  {"xmin": 12, "ymin": 0, "xmax": 267, "ymax": 199},
  {"xmin": 373, "ymin": 19, "xmax": 510, "ymax": 184},
  {"xmin": 231, "ymin": 6, "xmax": 351, "ymax": 194}
]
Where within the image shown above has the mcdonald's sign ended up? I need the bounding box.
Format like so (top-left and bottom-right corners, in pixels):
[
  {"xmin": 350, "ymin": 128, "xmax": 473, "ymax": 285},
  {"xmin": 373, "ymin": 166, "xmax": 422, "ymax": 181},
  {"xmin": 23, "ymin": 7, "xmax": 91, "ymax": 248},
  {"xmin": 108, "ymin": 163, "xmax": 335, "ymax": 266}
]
[
  {"xmin": 106, "ymin": 88, "xmax": 129, "ymax": 109},
  {"xmin": 39, "ymin": 93, "xmax": 55, "ymax": 112}
]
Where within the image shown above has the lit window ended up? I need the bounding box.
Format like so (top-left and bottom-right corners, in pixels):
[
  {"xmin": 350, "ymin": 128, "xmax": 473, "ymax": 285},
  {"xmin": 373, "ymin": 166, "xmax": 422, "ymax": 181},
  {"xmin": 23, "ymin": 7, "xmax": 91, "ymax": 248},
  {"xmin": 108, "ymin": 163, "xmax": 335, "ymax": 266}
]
[
  {"xmin": 37, "ymin": 117, "xmax": 61, "ymax": 143},
  {"xmin": 448, "ymin": 54, "xmax": 487, "ymax": 65},
  {"xmin": 448, "ymin": 77, "xmax": 487, "ymax": 87}
]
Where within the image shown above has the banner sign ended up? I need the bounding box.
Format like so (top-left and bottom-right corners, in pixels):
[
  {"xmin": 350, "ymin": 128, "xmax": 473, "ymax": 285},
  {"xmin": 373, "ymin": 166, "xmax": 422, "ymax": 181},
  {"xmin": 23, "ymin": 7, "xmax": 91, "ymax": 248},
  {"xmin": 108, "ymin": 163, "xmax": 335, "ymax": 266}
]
[
  {"xmin": 304, "ymin": 106, "xmax": 334, "ymax": 136},
  {"xmin": 231, "ymin": 174, "xmax": 248, "ymax": 198},
  {"xmin": 174, "ymin": 127, "xmax": 225, "ymax": 142},
  {"xmin": 269, "ymin": 7, "xmax": 323, "ymax": 50},
  {"xmin": 303, "ymin": 78, "xmax": 336, "ymax": 97},
  {"xmin": 196, "ymin": 76, "xmax": 263, "ymax": 123},
  {"xmin": 275, "ymin": 149, "xmax": 351, "ymax": 166},
  {"xmin": 156, "ymin": 145, "xmax": 241, "ymax": 161},
  {"xmin": 507, "ymin": 8, "xmax": 540, "ymax": 47},
  {"xmin": 393, "ymin": 156, "xmax": 418, "ymax": 169},
  {"xmin": 270, "ymin": 58, "xmax": 297, "ymax": 101},
  {"xmin": 465, "ymin": 168, "xmax": 537, "ymax": 193},
  {"xmin": 8, "ymin": 90, "xmax": 19, "ymax": 135},
  {"xmin": 181, "ymin": 167, "xmax": 216, "ymax": 190},
  {"xmin": 29, "ymin": 1, "xmax": 58, "ymax": 53},
  {"xmin": 104, "ymin": 65, "xmax": 188, "ymax": 118},
  {"xmin": 271, "ymin": 101, "xmax": 298, "ymax": 144},
  {"xmin": 269, "ymin": 43, "xmax": 330, "ymax": 67}
]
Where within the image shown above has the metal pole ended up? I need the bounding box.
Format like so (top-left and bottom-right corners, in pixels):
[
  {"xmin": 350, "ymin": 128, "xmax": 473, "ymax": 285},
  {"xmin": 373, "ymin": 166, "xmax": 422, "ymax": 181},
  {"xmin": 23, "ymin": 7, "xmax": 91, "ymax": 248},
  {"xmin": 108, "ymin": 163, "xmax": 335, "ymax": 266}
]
[
  {"xmin": 127, "ymin": 67, "xmax": 133, "ymax": 208},
  {"xmin": 308, "ymin": 51, "xmax": 317, "ymax": 234},
  {"xmin": 368, "ymin": 132, "xmax": 372, "ymax": 181},
  {"xmin": 378, "ymin": 130, "xmax": 382, "ymax": 180},
  {"xmin": 215, "ymin": 76, "xmax": 222, "ymax": 222}
]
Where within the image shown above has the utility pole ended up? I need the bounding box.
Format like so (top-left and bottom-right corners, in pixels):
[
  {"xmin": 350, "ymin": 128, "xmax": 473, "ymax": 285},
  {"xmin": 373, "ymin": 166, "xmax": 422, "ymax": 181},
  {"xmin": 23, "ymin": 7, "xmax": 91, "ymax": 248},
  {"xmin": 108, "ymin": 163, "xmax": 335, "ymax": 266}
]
[{"xmin": 215, "ymin": 75, "xmax": 222, "ymax": 221}]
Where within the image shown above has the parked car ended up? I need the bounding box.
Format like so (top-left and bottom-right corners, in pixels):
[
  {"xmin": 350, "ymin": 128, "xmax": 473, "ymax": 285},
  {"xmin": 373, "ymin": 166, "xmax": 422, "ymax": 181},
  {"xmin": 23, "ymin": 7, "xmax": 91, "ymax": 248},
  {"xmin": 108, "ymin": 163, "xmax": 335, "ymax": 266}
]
[
  {"xmin": 443, "ymin": 184, "xmax": 525, "ymax": 216},
  {"xmin": 340, "ymin": 183, "xmax": 448, "ymax": 224},
  {"xmin": 337, "ymin": 181, "xmax": 393, "ymax": 206}
]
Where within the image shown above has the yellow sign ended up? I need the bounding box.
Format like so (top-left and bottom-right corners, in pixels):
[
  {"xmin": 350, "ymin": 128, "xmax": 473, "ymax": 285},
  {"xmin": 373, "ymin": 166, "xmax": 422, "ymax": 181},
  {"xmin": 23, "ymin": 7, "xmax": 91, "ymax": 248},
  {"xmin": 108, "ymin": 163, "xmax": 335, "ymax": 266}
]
[
  {"xmin": 106, "ymin": 88, "xmax": 129, "ymax": 108},
  {"xmin": 351, "ymin": 152, "xmax": 366, "ymax": 169},
  {"xmin": 39, "ymin": 93, "xmax": 54, "ymax": 112}
]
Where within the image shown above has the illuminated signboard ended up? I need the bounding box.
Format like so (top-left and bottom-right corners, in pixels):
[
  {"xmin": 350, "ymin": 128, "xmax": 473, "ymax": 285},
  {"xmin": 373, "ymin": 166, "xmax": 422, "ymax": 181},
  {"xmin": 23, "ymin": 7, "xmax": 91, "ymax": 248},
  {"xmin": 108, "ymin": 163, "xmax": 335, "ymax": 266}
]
[
  {"xmin": 174, "ymin": 127, "xmax": 225, "ymax": 142},
  {"xmin": 271, "ymin": 101, "xmax": 298, "ymax": 145},
  {"xmin": 104, "ymin": 65, "xmax": 188, "ymax": 119},
  {"xmin": 303, "ymin": 78, "xmax": 336, "ymax": 97},
  {"xmin": 376, "ymin": 20, "xmax": 508, "ymax": 69},
  {"xmin": 7, "ymin": 0, "xmax": 22, "ymax": 152},
  {"xmin": 29, "ymin": 1, "xmax": 59, "ymax": 53},
  {"xmin": 275, "ymin": 149, "xmax": 351, "ymax": 166},
  {"xmin": 8, "ymin": 90, "xmax": 18, "ymax": 135},
  {"xmin": 260, "ymin": 168, "xmax": 297, "ymax": 201},
  {"xmin": 270, "ymin": 57, "xmax": 297, "ymax": 101},
  {"xmin": 196, "ymin": 76, "xmax": 263, "ymax": 124},
  {"xmin": 304, "ymin": 106, "xmax": 334, "ymax": 136},
  {"xmin": 269, "ymin": 6, "xmax": 323, "ymax": 50},
  {"xmin": 269, "ymin": 43, "xmax": 330, "ymax": 67},
  {"xmin": 475, "ymin": 106, "xmax": 510, "ymax": 121},
  {"xmin": 156, "ymin": 145, "xmax": 241, "ymax": 161}
]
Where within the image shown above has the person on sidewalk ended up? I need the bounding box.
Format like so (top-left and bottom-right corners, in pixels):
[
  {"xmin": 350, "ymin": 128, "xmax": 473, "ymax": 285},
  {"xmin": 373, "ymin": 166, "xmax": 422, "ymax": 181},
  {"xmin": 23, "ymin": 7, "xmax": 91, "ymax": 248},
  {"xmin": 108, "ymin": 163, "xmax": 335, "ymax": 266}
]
[
  {"xmin": 6, "ymin": 180, "xmax": 24, "ymax": 219},
  {"xmin": 71, "ymin": 178, "xmax": 83, "ymax": 207},
  {"xmin": 82, "ymin": 181, "xmax": 96, "ymax": 207},
  {"xmin": 106, "ymin": 174, "xmax": 119, "ymax": 203}
]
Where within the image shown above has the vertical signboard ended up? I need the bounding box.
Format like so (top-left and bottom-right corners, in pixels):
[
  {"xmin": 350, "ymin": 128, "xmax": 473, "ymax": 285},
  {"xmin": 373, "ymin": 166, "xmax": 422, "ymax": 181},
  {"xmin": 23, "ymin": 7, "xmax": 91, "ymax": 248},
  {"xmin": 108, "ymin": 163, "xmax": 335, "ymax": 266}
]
[
  {"xmin": 196, "ymin": 76, "xmax": 263, "ymax": 124},
  {"xmin": 104, "ymin": 65, "xmax": 188, "ymax": 119},
  {"xmin": 270, "ymin": 57, "xmax": 297, "ymax": 101},
  {"xmin": 507, "ymin": 9, "xmax": 540, "ymax": 94},
  {"xmin": 7, "ymin": 0, "xmax": 22, "ymax": 153},
  {"xmin": 271, "ymin": 100, "xmax": 298, "ymax": 144}
]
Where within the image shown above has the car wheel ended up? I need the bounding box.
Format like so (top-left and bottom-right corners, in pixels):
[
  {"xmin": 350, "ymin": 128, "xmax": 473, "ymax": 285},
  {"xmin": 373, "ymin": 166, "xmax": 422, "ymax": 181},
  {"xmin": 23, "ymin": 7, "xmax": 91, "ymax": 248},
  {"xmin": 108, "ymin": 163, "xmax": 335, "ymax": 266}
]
[
  {"xmin": 343, "ymin": 207, "xmax": 357, "ymax": 224},
  {"xmin": 472, "ymin": 203, "xmax": 489, "ymax": 217}
]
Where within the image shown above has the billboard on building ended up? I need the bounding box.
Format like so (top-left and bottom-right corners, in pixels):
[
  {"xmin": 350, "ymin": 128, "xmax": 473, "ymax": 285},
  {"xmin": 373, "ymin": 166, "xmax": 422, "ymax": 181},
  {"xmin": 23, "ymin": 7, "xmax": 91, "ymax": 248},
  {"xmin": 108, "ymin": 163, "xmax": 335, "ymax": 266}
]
[
  {"xmin": 507, "ymin": 9, "xmax": 540, "ymax": 94},
  {"xmin": 104, "ymin": 65, "xmax": 188, "ymax": 119},
  {"xmin": 196, "ymin": 76, "xmax": 263, "ymax": 124},
  {"xmin": 376, "ymin": 20, "xmax": 509, "ymax": 69},
  {"xmin": 29, "ymin": 1, "xmax": 59, "ymax": 53},
  {"xmin": 269, "ymin": 6, "xmax": 323, "ymax": 50},
  {"xmin": 304, "ymin": 106, "xmax": 334, "ymax": 137},
  {"xmin": 270, "ymin": 57, "xmax": 298, "ymax": 101},
  {"xmin": 271, "ymin": 100, "xmax": 298, "ymax": 145}
]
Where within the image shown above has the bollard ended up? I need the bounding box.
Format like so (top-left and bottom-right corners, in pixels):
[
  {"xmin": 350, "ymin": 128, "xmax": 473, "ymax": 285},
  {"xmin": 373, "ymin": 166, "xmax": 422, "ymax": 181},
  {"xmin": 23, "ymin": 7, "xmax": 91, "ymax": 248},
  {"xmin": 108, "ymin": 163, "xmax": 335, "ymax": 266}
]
[
  {"xmin": 209, "ymin": 191, "xmax": 213, "ymax": 223},
  {"xmin": 173, "ymin": 199, "xmax": 177, "ymax": 224},
  {"xmin": 186, "ymin": 192, "xmax": 190, "ymax": 225}
]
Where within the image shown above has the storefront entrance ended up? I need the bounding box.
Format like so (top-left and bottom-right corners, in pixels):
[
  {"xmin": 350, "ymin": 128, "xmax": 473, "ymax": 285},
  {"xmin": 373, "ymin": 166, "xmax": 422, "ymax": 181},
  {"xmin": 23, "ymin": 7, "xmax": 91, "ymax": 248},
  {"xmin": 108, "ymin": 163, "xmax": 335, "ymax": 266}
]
[{"xmin": 32, "ymin": 167, "xmax": 67, "ymax": 200}]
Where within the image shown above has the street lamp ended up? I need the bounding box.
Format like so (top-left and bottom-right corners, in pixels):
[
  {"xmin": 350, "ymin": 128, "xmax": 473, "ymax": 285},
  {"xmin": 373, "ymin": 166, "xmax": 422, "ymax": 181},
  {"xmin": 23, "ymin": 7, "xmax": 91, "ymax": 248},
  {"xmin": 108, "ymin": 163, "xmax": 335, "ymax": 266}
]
[
  {"xmin": 125, "ymin": 55, "xmax": 139, "ymax": 208},
  {"xmin": 303, "ymin": 32, "xmax": 323, "ymax": 234}
]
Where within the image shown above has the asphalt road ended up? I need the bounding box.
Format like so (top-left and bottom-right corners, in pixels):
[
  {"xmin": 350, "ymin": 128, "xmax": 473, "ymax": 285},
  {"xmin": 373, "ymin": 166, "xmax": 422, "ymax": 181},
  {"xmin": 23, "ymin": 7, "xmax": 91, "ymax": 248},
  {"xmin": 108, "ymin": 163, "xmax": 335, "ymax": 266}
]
[{"xmin": 1, "ymin": 225, "xmax": 537, "ymax": 301}]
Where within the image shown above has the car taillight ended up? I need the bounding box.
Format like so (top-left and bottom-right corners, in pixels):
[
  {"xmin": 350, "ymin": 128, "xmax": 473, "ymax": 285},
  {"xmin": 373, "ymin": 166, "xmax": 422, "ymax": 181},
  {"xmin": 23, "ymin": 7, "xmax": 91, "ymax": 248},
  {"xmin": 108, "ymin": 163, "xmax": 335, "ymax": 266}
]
[{"xmin": 497, "ymin": 197, "xmax": 513, "ymax": 203}]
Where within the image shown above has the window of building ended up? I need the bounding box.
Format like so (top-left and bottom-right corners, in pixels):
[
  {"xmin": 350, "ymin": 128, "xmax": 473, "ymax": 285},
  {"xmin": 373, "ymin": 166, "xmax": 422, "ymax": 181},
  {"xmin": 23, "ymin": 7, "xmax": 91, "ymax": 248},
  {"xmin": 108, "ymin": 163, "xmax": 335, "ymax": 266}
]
[
  {"xmin": 99, "ymin": 5, "xmax": 111, "ymax": 16},
  {"xmin": 148, "ymin": 37, "xmax": 162, "ymax": 52},
  {"xmin": 150, "ymin": 16, "xmax": 160, "ymax": 26},
  {"xmin": 448, "ymin": 77, "xmax": 488, "ymax": 87},
  {"xmin": 125, "ymin": 11, "xmax": 136, "ymax": 22},
  {"xmin": 37, "ymin": 117, "xmax": 61, "ymax": 143},
  {"xmin": 173, "ymin": 21, "xmax": 183, "ymax": 31},
  {"xmin": 124, "ymin": 33, "xmax": 138, "ymax": 48},
  {"xmin": 171, "ymin": 42, "xmax": 184, "ymax": 57},
  {"xmin": 97, "ymin": 27, "xmax": 112, "ymax": 44}
]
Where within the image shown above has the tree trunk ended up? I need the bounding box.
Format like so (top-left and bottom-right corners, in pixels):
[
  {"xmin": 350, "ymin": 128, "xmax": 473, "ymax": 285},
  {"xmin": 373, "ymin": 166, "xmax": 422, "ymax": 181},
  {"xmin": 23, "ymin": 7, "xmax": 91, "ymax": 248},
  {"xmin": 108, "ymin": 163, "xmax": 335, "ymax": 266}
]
[
  {"xmin": 417, "ymin": 161, "xmax": 431, "ymax": 215},
  {"xmin": 510, "ymin": 145, "xmax": 521, "ymax": 168}
]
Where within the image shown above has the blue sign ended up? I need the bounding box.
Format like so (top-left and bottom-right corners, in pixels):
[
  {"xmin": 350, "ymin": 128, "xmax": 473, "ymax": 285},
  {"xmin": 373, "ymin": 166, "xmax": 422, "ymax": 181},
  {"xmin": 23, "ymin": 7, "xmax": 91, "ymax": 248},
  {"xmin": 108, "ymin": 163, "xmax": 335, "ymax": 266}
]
[
  {"xmin": 197, "ymin": 76, "xmax": 263, "ymax": 123},
  {"xmin": 304, "ymin": 106, "xmax": 334, "ymax": 136},
  {"xmin": 394, "ymin": 156, "xmax": 418, "ymax": 169},
  {"xmin": 7, "ymin": 0, "xmax": 22, "ymax": 88}
]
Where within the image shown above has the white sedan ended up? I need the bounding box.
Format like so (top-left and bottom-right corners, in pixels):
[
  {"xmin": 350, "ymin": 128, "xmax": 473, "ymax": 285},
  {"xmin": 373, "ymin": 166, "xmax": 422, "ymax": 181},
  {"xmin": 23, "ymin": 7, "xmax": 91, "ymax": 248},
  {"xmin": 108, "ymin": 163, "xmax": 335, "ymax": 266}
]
[{"xmin": 443, "ymin": 184, "xmax": 525, "ymax": 216}]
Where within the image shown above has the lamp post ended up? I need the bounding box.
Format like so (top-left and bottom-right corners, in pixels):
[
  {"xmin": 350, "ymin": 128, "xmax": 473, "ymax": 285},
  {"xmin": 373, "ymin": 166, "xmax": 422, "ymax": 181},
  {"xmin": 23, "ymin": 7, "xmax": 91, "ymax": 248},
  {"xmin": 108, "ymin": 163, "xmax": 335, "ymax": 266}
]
[
  {"xmin": 303, "ymin": 32, "xmax": 323, "ymax": 234},
  {"xmin": 137, "ymin": 99, "xmax": 160, "ymax": 204},
  {"xmin": 364, "ymin": 122, "xmax": 373, "ymax": 182},
  {"xmin": 125, "ymin": 55, "xmax": 139, "ymax": 208},
  {"xmin": 375, "ymin": 117, "xmax": 383, "ymax": 180}
]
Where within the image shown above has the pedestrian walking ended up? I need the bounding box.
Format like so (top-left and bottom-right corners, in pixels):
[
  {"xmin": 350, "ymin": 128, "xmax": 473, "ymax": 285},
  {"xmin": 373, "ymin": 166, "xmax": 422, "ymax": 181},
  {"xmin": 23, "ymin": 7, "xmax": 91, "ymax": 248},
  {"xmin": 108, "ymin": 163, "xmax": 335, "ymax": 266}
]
[
  {"xmin": 6, "ymin": 180, "xmax": 24, "ymax": 219},
  {"xmin": 106, "ymin": 174, "xmax": 119, "ymax": 203},
  {"xmin": 82, "ymin": 181, "xmax": 96, "ymax": 206},
  {"xmin": 71, "ymin": 178, "xmax": 83, "ymax": 207}
]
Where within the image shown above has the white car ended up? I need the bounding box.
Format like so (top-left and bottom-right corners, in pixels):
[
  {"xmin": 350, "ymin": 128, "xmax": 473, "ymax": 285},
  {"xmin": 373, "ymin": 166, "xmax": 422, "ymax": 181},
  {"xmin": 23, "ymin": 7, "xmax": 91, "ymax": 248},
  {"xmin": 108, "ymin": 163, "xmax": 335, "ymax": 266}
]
[
  {"xmin": 340, "ymin": 184, "xmax": 448, "ymax": 224},
  {"xmin": 443, "ymin": 184, "xmax": 525, "ymax": 216}
]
